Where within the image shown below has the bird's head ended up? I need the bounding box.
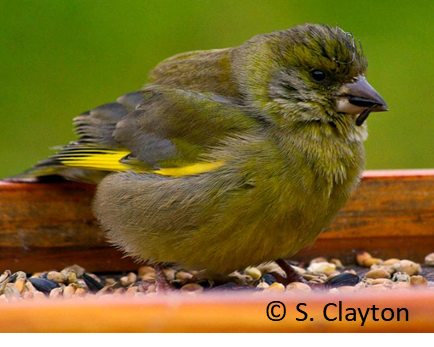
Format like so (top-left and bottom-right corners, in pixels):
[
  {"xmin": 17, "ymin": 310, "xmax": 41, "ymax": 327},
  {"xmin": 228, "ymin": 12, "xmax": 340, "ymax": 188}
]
[{"xmin": 237, "ymin": 24, "xmax": 388, "ymax": 131}]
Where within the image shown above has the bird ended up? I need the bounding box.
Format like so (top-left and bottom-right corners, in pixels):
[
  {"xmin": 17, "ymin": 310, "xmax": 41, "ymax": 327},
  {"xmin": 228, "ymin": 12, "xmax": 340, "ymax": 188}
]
[{"xmin": 11, "ymin": 23, "xmax": 388, "ymax": 285}]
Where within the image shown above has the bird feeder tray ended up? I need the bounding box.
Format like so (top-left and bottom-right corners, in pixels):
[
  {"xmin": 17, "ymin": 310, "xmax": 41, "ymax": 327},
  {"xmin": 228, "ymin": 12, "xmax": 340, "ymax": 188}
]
[{"xmin": 0, "ymin": 169, "xmax": 433, "ymax": 332}]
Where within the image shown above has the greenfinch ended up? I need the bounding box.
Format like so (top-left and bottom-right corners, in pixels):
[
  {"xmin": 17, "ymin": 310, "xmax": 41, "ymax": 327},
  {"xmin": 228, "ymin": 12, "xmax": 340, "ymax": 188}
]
[{"xmin": 13, "ymin": 24, "xmax": 387, "ymax": 280}]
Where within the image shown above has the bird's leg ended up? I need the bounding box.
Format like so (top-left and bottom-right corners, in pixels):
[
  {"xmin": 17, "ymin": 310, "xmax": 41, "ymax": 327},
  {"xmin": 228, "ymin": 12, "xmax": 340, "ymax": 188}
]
[
  {"xmin": 154, "ymin": 264, "xmax": 174, "ymax": 292},
  {"xmin": 274, "ymin": 259, "xmax": 308, "ymax": 285}
]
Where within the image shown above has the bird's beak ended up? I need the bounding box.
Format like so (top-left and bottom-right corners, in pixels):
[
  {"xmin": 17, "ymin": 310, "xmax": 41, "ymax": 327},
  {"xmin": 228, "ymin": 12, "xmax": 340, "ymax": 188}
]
[{"xmin": 335, "ymin": 76, "xmax": 388, "ymax": 126}]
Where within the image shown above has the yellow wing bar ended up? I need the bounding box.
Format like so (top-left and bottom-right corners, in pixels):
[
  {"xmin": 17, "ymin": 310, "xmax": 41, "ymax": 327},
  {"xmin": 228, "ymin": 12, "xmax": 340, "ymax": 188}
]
[
  {"xmin": 59, "ymin": 150, "xmax": 132, "ymax": 171},
  {"xmin": 58, "ymin": 148, "xmax": 223, "ymax": 177},
  {"xmin": 153, "ymin": 161, "xmax": 224, "ymax": 177}
]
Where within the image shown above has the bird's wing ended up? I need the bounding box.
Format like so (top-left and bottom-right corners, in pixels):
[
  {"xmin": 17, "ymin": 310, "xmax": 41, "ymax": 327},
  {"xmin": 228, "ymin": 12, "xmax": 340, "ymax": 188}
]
[
  {"xmin": 12, "ymin": 85, "xmax": 259, "ymax": 183},
  {"xmin": 113, "ymin": 85, "xmax": 257, "ymax": 168}
]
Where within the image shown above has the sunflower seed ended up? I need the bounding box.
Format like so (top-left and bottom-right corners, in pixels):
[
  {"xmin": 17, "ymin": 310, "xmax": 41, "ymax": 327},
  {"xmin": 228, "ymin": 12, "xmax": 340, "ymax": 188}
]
[
  {"xmin": 28, "ymin": 277, "xmax": 60, "ymax": 293},
  {"xmin": 82, "ymin": 273, "xmax": 104, "ymax": 292},
  {"xmin": 325, "ymin": 273, "xmax": 360, "ymax": 288}
]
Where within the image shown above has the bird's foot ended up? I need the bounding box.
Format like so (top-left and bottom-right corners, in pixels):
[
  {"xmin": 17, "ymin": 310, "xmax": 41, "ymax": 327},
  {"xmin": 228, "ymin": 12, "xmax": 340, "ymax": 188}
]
[
  {"xmin": 274, "ymin": 259, "xmax": 323, "ymax": 289},
  {"xmin": 275, "ymin": 259, "xmax": 307, "ymax": 285},
  {"xmin": 154, "ymin": 264, "xmax": 175, "ymax": 292}
]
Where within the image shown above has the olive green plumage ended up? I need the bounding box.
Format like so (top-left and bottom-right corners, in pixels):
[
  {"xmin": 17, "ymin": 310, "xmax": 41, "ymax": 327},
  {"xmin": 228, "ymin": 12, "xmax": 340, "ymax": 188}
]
[{"xmin": 14, "ymin": 24, "xmax": 388, "ymax": 275}]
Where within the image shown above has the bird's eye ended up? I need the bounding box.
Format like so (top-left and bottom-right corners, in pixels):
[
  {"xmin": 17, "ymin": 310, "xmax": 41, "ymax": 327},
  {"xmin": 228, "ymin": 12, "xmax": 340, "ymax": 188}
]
[{"xmin": 311, "ymin": 70, "xmax": 327, "ymax": 82}]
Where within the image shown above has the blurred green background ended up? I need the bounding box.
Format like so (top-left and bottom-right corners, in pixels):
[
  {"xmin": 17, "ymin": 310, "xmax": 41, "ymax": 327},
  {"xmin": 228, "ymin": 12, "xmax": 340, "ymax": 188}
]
[{"xmin": 1, "ymin": 0, "xmax": 433, "ymax": 178}]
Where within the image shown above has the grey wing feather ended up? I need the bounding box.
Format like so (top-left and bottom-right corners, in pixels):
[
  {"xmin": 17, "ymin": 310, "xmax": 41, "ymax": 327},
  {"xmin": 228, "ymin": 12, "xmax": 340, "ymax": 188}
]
[
  {"xmin": 114, "ymin": 108, "xmax": 177, "ymax": 166},
  {"xmin": 117, "ymin": 91, "xmax": 144, "ymax": 111},
  {"xmin": 74, "ymin": 91, "xmax": 144, "ymax": 146}
]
